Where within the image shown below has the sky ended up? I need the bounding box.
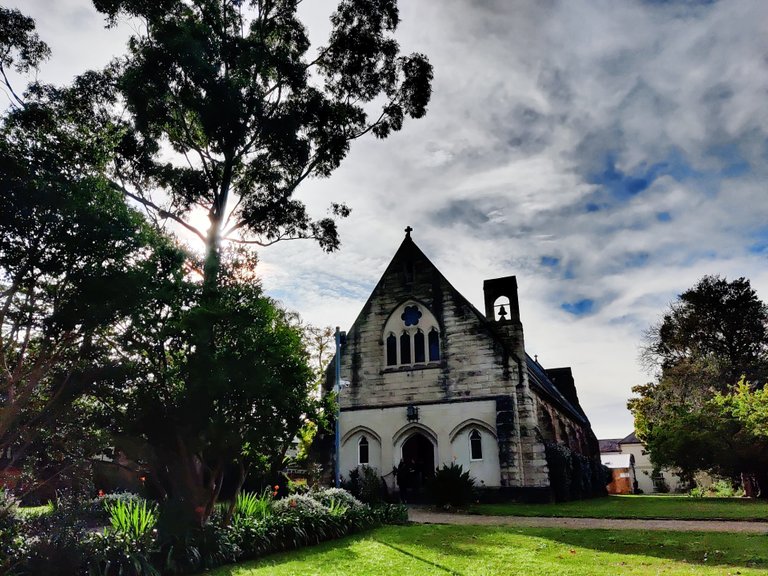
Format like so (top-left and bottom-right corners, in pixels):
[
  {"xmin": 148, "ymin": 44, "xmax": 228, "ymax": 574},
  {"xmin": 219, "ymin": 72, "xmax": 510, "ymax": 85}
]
[{"xmin": 6, "ymin": 0, "xmax": 768, "ymax": 438}]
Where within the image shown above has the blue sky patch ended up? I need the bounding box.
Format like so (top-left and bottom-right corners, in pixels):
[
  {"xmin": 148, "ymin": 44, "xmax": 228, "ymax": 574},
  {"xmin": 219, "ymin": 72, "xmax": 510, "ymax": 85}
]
[
  {"xmin": 585, "ymin": 202, "xmax": 602, "ymax": 213},
  {"xmin": 708, "ymin": 142, "xmax": 750, "ymax": 178},
  {"xmin": 561, "ymin": 299, "xmax": 595, "ymax": 316},
  {"xmin": 749, "ymin": 226, "xmax": 768, "ymax": 254},
  {"xmin": 656, "ymin": 211, "xmax": 672, "ymax": 222},
  {"xmin": 540, "ymin": 256, "xmax": 560, "ymax": 267},
  {"xmin": 624, "ymin": 252, "xmax": 650, "ymax": 268}
]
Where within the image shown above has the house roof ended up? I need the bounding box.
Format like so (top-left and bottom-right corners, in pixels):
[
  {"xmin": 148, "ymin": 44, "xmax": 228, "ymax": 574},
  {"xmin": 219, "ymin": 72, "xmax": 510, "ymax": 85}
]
[
  {"xmin": 598, "ymin": 438, "xmax": 623, "ymax": 453},
  {"xmin": 619, "ymin": 431, "xmax": 641, "ymax": 445}
]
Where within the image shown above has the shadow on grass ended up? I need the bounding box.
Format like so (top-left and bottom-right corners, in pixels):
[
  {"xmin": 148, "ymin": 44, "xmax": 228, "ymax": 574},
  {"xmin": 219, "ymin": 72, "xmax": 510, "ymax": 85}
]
[
  {"xmin": 472, "ymin": 495, "xmax": 768, "ymax": 521},
  {"xmin": 377, "ymin": 524, "xmax": 768, "ymax": 571}
]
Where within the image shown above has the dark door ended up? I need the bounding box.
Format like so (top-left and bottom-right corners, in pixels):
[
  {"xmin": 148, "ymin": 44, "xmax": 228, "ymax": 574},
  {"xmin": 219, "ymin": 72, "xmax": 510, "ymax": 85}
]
[{"xmin": 401, "ymin": 432, "xmax": 435, "ymax": 495}]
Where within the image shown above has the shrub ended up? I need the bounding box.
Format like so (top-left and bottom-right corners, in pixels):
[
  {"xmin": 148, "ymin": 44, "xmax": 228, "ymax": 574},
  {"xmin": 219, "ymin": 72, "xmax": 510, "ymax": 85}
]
[
  {"xmin": 22, "ymin": 497, "xmax": 90, "ymax": 576},
  {"xmin": 83, "ymin": 496, "xmax": 159, "ymax": 575},
  {"xmin": 710, "ymin": 479, "xmax": 741, "ymax": 497},
  {"xmin": 545, "ymin": 442, "xmax": 608, "ymax": 502},
  {"xmin": 371, "ymin": 503, "xmax": 409, "ymax": 524},
  {"xmin": 233, "ymin": 490, "xmax": 272, "ymax": 522},
  {"xmin": 272, "ymin": 494, "xmax": 328, "ymax": 515},
  {"xmin": 426, "ymin": 463, "xmax": 475, "ymax": 507},
  {"xmin": 85, "ymin": 531, "xmax": 160, "ymax": 576},
  {"xmin": 689, "ymin": 486, "xmax": 706, "ymax": 498},
  {"xmin": 0, "ymin": 489, "xmax": 25, "ymax": 576},
  {"xmin": 194, "ymin": 523, "xmax": 240, "ymax": 570},
  {"xmin": 689, "ymin": 480, "xmax": 744, "ymax": 498},
  {"xmin": 310, "ymin": 488, "xmax": 365, "ymax": 511},
  {"xmin": 105, "ymin": 498, "xmax": 158, "ymax": 541},
  {"xmin": 87, "ymin": 491, "xmax": 143, "ymax": 520},
  {"xmin": 341, "ymin": 466, "xmax": 387, "ymax": 504}
]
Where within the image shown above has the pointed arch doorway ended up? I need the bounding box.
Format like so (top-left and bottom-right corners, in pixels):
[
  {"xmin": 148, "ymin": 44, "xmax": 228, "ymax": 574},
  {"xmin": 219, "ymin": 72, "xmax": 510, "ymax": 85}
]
[{"xmin": 401, "ymin": 432, "xmax": 435, "ymax": 498}]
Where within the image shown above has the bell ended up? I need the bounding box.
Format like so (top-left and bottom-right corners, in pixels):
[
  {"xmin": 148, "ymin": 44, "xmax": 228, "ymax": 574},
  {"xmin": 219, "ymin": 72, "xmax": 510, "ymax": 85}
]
[{"xmin": 497, "ymin": 305, "xmax": 508, "ymax": 320}]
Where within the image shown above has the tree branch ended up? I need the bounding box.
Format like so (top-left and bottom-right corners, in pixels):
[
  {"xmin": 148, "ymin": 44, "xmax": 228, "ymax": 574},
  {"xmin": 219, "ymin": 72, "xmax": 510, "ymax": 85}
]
[{"xmin": 111, "ymin": 180, "xmax": 207, "ymax": 243}]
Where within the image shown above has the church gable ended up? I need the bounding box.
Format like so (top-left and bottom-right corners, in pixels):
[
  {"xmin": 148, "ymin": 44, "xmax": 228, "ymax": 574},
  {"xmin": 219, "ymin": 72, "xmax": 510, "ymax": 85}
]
[
  {"xmin": 327, "ymin": 229, "xmax": 602, "ymax": 495},
  {"xmin": 338, "ymin": 232, "xmax": 522, "ymax": 409}
]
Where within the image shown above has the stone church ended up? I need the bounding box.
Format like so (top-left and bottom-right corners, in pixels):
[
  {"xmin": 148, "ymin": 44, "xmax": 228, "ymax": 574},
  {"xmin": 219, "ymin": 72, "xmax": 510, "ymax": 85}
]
[{"xmin": 327, "ymin": 228, "xmax": 600, "ymax": 499}]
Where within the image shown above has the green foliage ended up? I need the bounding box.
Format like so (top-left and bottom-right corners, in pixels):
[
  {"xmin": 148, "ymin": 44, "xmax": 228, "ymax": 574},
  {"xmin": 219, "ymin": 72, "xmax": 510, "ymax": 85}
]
[
  {"xmin": 85, "ymin": 531, "xmax": 160, "ymax": 576},
  {"xmin": 426, "ymin": 463, "xmax": 475, "ymax": 507},
  {"xmin": 341, "ymin": 466, "xmax": 387, "ymax": 505},
  {"xmin": 0, "ymin": 7, "xmax": 50, "ymax": 76},
  {"xmin": 689, "ymin": 480, "xmax": 743, "ymax": 499},
  {"xmin": 0, "ymin": 489, "xmax": 24, "ymax": 576},
  {"xmin": 311, "ymin": 488, "xmax": 365, "ymax": 511},
  {"xmin": 233, "ymin": 490, "xmax": 272, "ymax": 523},
  {"xmin": 76, "ymin": 496, "xmax": 160, "ymax": 576},
  {"xmin": 105, "ymin": 498, "xmax": 158, "ymax": 542},
  {"xmin": 714, "ymin": 379, "xmax": 768, "ymax": 439},
  {"xmin": 7, "ymin": 487, "xmax": 407, "ymax": 574},
  {"xmin": 641, "ymin": 275, "xmax": 768, "ymax": 386},
  {"xmin": 631, "ymin": 275, "xmax": 768, "ymax": 489},
  {"xmin": 544, "ymin": 442, "xmax": 609, "ymax": 502},
  {"xmin": 21, "ymin": 496, "xmax": 91, "ymax": 576},
  {"xmin": 193, "ymin": 524, "xmax": 241, "ymax": 571},
  {"xmin": 0, "ymin": 75, "xmax": 187, "ymax": 486}
]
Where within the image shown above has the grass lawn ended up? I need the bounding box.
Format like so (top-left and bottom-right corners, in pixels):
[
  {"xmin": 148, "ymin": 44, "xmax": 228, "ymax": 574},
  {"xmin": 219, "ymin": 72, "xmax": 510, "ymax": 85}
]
[
  {"xmin": 471, "ymin": 495, "xmax": 768, "ymax": 521},
  {"xmin": 206, "ymin": 524, "xmax": 768, "ymax": 575}
]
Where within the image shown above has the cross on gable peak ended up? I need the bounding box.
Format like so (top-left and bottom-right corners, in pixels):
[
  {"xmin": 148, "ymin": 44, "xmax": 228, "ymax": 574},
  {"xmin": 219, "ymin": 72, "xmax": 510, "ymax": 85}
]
[{"xmin": 405, "ymin": 225, "xmax": 413, "ymax": 238}]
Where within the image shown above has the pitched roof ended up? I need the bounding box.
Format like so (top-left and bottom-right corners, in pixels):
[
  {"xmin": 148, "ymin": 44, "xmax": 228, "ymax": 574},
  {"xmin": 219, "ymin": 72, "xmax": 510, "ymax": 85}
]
[
  {"xmin": 598, "ymin": 438, "xmax": 622, "ymax": 453},
  {"xmin": 619, "ymin": 431, "xmax": 641, "ymax": 444},
  {"xmin": 526, "ymin": 355, "xmax": 588, "ymax": 425}
]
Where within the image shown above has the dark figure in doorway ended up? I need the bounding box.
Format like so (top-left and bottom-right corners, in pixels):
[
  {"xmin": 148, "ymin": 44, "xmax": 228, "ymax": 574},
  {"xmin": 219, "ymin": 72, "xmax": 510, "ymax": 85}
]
[{"xmin": 396, "ymin": 458, "xmax": 410, "ymax": 502}]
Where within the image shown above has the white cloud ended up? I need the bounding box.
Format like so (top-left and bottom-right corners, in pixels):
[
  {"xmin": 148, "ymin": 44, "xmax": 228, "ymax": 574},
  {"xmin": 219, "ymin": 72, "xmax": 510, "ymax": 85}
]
[{"xmin": 12, "ymin": 0, "xmax": 768, "ymax": 438}]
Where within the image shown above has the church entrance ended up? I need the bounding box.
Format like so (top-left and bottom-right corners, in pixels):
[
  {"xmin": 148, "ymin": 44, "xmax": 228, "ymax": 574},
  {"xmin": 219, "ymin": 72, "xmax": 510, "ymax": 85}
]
[{"xmin": 400, "ymin": 432, "xmax": 435, "ymax": 500}]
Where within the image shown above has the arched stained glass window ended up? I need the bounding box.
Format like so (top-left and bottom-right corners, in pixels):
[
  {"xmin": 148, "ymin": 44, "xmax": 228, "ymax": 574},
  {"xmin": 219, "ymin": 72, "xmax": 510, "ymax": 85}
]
[
  {"xmin": 400, "ymin": 332, "xmax": 411, "ymax": 364},
  {"xmin": 428, "ymin": 328, "xmax": 440, "ymax": 361},
  {"xmin": 382, "ymin": 302, "xmax": 441, "ymax": 368},
  {"xmin": 469, "ymin": 429, "xmax": 482, "ymax": 460},
  {"xmin": 414, "ymin": 330, "xmax": 425, "ymax": 363},
  {"xmin": 358, "ymin": 436, "xmax": 369, "ymax": 465},
  {"xmin": 386, "ymin": 333, "xmax": 397, "ymax": 366}
]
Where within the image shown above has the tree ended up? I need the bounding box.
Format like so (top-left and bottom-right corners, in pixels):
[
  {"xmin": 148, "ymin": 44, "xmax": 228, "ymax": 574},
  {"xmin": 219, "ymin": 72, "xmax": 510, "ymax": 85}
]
[
  {"xmin": 0, "ymin": 109, "xmax": 183, "ymax": 491},
  {"xmin": 0, "ymin": 7, "xmax": 51, "ymax": 109},
  {"xmin": 641, "ymin": 275, "xmax": 768, "ymax": 387},
  {"xmin": 83, "ymin": 0, "xmax": 431, "ymax": 528},
  {"xmin": 629, "ymin": 275, "xmax": 768, "ymax": 494},
  {"xmin": 99, "ymin": 251, "xmax": 314, "ymax": 529},
  {"xmin": 93, "ymin": 0, "xmax": 431, "ymax": 278}
]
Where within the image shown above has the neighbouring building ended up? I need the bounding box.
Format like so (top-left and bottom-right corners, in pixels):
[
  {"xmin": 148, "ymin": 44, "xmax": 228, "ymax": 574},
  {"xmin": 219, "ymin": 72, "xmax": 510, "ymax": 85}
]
[
  {"xmin": 324, "ymin": 228, "xmax": 601, "ymax": 500},
  {"xmin": 599, "ymin": 431, "xmax": 713, "ymax": 494}
]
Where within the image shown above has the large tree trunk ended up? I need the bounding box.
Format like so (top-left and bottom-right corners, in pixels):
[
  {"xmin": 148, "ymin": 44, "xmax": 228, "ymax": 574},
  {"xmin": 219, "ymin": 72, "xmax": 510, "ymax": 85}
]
[
  {"xmin": 155, "ymin": 436, "xmax": 217, "ymax": 532},
  {"xmin": 741, "ymin": 471, "xmax": 768, "ymax": 499}
]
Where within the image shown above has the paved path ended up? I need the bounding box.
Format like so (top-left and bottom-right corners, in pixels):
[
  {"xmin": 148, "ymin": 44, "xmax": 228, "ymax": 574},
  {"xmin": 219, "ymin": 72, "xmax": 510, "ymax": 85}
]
[{"xmin": 408, "ymin": 509, "xmax": 768, "ymax": 533}]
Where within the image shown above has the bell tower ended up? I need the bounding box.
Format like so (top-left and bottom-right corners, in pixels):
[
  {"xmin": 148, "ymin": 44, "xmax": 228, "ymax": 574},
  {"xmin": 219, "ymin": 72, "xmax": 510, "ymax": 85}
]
[{"xmin": 483, "ymin": 276, "xmax": 520, "ymax": 324}]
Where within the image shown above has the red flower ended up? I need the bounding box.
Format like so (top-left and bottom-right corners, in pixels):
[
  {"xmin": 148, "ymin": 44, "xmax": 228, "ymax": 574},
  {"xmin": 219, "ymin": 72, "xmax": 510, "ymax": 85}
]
[{"xmin": 98, "ymin": 490, "xmax": 105, "ymax": 498}]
